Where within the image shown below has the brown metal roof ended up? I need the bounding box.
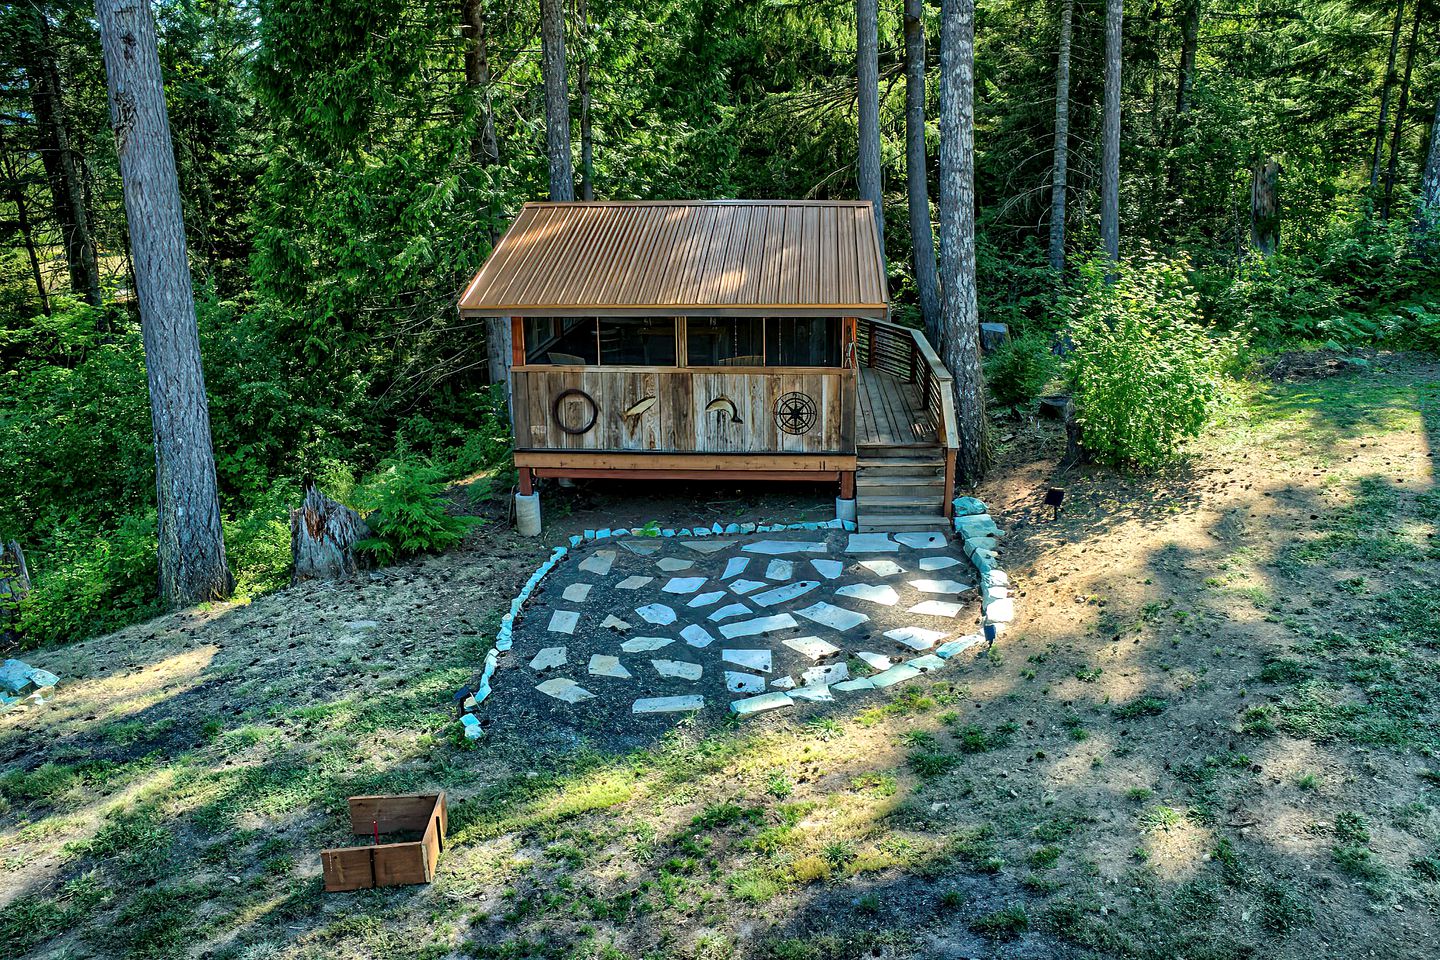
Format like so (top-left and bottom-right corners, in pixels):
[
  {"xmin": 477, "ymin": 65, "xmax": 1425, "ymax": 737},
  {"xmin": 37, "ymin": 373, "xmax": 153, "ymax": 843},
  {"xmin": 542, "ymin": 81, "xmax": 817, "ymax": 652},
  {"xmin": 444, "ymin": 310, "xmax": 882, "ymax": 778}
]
[{"xmin": 458, "ymin": 201, "xmax": 889, "ymax": 318}]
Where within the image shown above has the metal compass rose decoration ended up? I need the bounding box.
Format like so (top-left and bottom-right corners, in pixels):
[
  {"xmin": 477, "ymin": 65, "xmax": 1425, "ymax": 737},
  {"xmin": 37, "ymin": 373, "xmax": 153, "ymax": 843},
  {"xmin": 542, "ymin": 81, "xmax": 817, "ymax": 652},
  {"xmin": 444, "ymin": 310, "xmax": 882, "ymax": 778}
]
[{"xmin": 774, "ymin": 391, "xmax": 817, "ymax": 435}]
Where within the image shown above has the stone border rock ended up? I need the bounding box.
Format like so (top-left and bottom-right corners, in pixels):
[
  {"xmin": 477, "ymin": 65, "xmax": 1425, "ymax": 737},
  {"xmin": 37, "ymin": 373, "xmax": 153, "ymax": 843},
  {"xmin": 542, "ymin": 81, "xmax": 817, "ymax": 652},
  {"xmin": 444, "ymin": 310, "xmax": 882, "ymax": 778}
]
[{"xmin": 952, "ymin": 496, "xmax": 1014, "ymax": 633}]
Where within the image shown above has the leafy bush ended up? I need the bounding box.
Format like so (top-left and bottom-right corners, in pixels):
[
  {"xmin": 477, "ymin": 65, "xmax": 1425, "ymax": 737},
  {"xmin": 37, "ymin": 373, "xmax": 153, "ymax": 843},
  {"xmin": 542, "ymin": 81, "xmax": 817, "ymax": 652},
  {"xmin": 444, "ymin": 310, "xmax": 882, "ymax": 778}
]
[
  {"xmin": 354, "ymin": 458, "xmax": 478, "ymax": 564},
  {"xmin": 1067, "ymin": 251, "xmax": 1239, "ymax": 468},
  {"xmin": 984, "ymin": 331, "xmax": 1056, "ymax": 409}
]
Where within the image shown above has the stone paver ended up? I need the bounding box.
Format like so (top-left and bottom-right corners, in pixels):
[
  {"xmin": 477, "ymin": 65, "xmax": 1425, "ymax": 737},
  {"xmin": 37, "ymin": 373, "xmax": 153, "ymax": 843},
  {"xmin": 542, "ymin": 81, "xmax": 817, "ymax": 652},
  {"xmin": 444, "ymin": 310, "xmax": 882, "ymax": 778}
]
[
  {"xmin": 687, "ymin": 590, "xmax": 727, "ymax": 607},
  {"xmin": 845, "ymin": 533, "xmax": 898, "ymax": 553},
  {"xmin": 616, "ymin": 575, "xmax": 653, "ymax": 590},
  {"xmin": 908, "ymin": 600, "xmax": 964, "ymax": 618},
  {"xmin": 726, "ymin": 671, "xmax": 765, "ymax": 693},
  {"xmin": 719, "ymin": 613, "xmax": 798, "ymax": 640},
  {"xmin": 783, "ymin": 636, "xmax": 841, "ymax": 660},
  {"xmin": 885, "ymin": 626, "xmax": 947, "ymax": 651},
  {"xmin": 742, "ymin": 540, "xmax": 826, "ymax": 555},
  {"xmin": 810, "ymin": 559, "xmax": 844, "ymax": 579},
  {"xmin": 919, "ymin": 556, "xmax": 962, "ymax": 571},
  {"xmin": 909, "ymin": 578, "xmax": 972, "ymax": 595},
  {"xmin": 751, "ymin": 580, "xmax": 820, "ymax": 607},
  {"xmin": 621, "ymin": 636, "xmax": 674, "ymax": 653},
  {"xmin": 730, "ymin": 691, "xmax": 794, "ymax": 714},
  {"xmin": 708, "ymin": 602, "xmax": 752, "ymax": 622},
  {"xmin": 721, "ymin": 557, "xmax": 750, "ymax": 579},
  {"xmin": 662, "ymin": 576, "xmax": 707, "ymax": 594},
  {"xmin": 721, "ymin": 648, "xmax": 773, "ymax": 673},
  {"xmin": 837, "ymin": 583, "xmax": 900, "ymax": 606},
  {"xmin": 859, "ymin": 559, "xmax": 904, "ymax": 576},
  {"xmin": 681, "ymin": 624, "xmax": 716, "ymax": 647},
  {"xmin": 530, "ymin": 646, "xmax": 568, "ymax": 670},
  {"xmin": 589, "ymin": 655, "xmax": 632, "ymax": 679},
  {"xmin": 728, "ymin": 579, "xmax": 767, "ymax": 595},
  {"xmin": 636, "ymin": 603, "xmax": 677, "ymax": 625},
  {"xmin": 796, "ymin": 601, "xmax": 868, "ymax": 631},
  {"xmin": 579, "ymin": 550, "xmax": 616, "ymax": 575},
  {"xmin": 547, "ymin": 611, "xmax": 580, "ymax": 634},
  {"xmin": 563, "ymin": 583, "xmax": 593, "ymax": 602},
  {"xmin": 895, "ymin": 531, "xmax": 947, "ymax": 549},
  {"xmin": 652, "ymin": 659, "xmax": 702, "ymax": 680},
  {"xmin": 766, "ymin": 559, "xmax": 794, "ymax": 580},
  {"xmin": 634, "ymin": 695, "xmax": 703, "ymax": 713},
  {"xmin": 657, "ymin": 557, "xmax": 695, "ymax": 571},
  {"xmin": 536, "ymin": 677, "xmax": 594, "ymax": 702}
]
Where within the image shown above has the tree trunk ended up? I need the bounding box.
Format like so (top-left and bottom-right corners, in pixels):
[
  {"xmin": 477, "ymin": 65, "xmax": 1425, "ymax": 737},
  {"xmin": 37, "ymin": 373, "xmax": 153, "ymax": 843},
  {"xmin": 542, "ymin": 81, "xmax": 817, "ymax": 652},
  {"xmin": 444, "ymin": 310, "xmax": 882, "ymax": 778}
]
[
  {"xmin": 577, "ymin": 0, "xmax": 595, "ymax": 201},
  {"xmin": 1174, "ymin": 0, "xmax": 1199, "ymax": 118},
  {"xmin": 1100, "ymin": 0, "xmax": 1122, "ymax": 263},
  {"xmin": 1414, "ymin": 94, "xmax": 1440, "ymax": 237},
  {"xmin": 97, "ymin": 0, "xmax": 233, "ymax": 606},
  {"xmin": 1370, "ymin": 0, "xmax": 1405, "ymax": 195},
  {"xmin": 1381, "ymin": 4, "xmax": 1421, "ymax": 221},
  {"xmin": 904, "ymin": 0, "xmax": 941, "ymax": 342},
  {"xmin": 23, "ymin": 9, "xmax": 102, "ymax": 308},
  {"xmin": 291, "ymin": 485, "xmax": 370, "ymax": 583},
  {"xmin": 938, "ymin": 0, "xmax": 989, "ymax": 482},
  {"xmin": 540, "ymin": 0, "xmax": 575, "ymax": 201},
  {"xmin": 461, "ymin": 0, "xmax": 501, "ymax": 167},
  {"xmin": 1048, "ymin": 0, "xmax": 1073, "ymax": 272},
  {"xmin": 857, "ymin": 0, "xmax": 886, "ymax": 266},
  {"xmin": 0, "ymin": 541, "xmax": 31, "ymax": 647},
  {"xmin": 0, "ymin": 125, "xmax": 51, "ymax": 316},
  {"xmin": 1250, "ymin": 158, "xmax": 1280, "ymax": 257}
]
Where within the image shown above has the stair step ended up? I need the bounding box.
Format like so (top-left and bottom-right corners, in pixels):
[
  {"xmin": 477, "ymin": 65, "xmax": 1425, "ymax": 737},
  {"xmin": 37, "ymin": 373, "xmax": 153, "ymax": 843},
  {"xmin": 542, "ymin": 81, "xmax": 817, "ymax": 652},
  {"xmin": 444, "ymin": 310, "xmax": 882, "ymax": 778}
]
[
  {"xmin": 860, "ymin": 495, "xmax": 945, "ymax": 512},
  {"xmin": 858, "ymin": 514, "xmax": 949, "ymax": 532},
  {"xmin": 857, "ymin": 478, "xmax": 946, "ymax": 497},
  {"xmin": 857, "ymin": 459, "xmax": 945, "ymax": 476},
  {"xmin": 858, "ymin": 443, "xmax": 943, "ymax": 460}
]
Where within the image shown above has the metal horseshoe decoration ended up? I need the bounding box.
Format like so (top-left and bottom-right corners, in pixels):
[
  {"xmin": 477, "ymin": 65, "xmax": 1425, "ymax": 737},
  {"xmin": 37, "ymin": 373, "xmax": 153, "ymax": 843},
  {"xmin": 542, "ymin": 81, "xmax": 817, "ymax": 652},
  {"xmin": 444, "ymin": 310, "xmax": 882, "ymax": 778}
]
[{"xmin": 552, "ymin": 388, "xmax": 599, "ymax": 435}]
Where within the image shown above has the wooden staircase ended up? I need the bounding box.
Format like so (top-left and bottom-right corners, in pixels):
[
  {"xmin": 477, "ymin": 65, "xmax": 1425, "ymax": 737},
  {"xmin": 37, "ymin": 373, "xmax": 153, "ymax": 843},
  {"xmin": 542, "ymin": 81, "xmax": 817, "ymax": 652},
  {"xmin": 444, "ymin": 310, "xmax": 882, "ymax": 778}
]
[{"xmin": 856, "ymin": 442, "xmax": 950, "ymax": 532}]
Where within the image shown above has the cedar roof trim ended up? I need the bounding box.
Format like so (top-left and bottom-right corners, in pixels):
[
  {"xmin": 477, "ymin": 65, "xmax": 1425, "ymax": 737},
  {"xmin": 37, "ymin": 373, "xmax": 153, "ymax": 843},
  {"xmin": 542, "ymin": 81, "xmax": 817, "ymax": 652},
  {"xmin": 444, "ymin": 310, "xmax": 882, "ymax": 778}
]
[{"xmin": 458, "ymin": 200, "xmax": 890, "ymax": 319}]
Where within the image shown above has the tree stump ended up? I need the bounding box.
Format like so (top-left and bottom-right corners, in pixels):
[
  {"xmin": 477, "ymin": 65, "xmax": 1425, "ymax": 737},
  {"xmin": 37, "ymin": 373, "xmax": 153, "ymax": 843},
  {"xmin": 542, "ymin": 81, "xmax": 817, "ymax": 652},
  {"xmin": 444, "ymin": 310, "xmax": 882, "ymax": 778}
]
[
  {"xmin": 1060, "ymin": 398, "xmax": 1089, "ymax": 470},
  {"xmin": 0, "ymin": 541, "xmax": 31, "ymax": 646},
  {"xmin": 290, "ymin": 486, "xmax": 370, "ymax": 584}
]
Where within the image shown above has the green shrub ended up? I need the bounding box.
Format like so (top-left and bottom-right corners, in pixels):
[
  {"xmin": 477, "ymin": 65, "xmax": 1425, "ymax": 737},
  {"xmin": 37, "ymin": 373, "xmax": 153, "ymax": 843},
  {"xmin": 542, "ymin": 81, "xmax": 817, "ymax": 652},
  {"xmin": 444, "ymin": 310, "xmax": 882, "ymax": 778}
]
[
  {"xmin": 354, "ymin": 458, "xmax": 478, "ymax": 564},
  {"xmin": 984, "ymin": 331, "xmax": 1056, "ymax": 409},
  {"xmin": 1068, "ymin": 251, "xmax": 1238, "ymax": 468}
]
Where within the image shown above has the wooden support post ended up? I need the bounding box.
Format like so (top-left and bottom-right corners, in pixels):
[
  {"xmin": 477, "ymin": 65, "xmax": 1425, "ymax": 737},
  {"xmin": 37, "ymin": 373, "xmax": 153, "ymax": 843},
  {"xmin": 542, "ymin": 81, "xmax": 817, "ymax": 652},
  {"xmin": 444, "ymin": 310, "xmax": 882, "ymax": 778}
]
[
  {"xmin": 518, "ymin": 467, "xmax": 534, "ymax": 496},
  {"xmin": 839, "ymin": 470, "xmax": 856, "ymax": 500}
]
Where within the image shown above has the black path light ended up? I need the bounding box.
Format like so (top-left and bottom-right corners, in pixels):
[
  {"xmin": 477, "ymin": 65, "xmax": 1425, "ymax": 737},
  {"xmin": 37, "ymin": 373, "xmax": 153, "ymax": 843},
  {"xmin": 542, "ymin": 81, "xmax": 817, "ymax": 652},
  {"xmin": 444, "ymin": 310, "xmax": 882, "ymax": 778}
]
[{"xmin": 1044, "ymin": 487, "xmax": 1066, "ymax": 521}]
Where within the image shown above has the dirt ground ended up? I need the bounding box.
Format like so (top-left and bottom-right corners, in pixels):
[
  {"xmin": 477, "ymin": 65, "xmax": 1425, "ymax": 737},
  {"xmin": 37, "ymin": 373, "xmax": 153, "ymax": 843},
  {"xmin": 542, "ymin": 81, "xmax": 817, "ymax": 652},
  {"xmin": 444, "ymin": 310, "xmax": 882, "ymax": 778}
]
[{"xmin": 0, "ymin": 352, "xmax": 1437, "ymax": 960}]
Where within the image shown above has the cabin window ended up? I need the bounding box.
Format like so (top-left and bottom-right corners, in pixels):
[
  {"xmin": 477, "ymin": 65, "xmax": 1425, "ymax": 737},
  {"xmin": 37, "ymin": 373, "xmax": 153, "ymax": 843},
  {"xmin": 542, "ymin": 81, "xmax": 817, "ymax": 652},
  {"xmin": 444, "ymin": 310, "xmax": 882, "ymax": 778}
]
[
  {"xmin": 525, "ymin": 317, "xmax": 597, "ymax": 365},
  {"xmin": 765, "ymin": 317, "xmax": 841, "ymax": 367},
  {"xmin": 599, "ymin": 317, "xmax": 676, "ymax": 365},
  {"xmin": 685, "ymin": 317, "xmax": 764, "ymax": 367}
]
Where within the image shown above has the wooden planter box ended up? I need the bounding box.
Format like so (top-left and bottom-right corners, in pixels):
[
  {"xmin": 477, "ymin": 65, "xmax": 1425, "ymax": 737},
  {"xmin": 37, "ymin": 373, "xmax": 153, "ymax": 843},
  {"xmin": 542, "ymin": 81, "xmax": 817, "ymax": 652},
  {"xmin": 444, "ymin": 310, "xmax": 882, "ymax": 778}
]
[{"xmin": 321, "ymin": 792, "xmax": 447, "ymax": 892}]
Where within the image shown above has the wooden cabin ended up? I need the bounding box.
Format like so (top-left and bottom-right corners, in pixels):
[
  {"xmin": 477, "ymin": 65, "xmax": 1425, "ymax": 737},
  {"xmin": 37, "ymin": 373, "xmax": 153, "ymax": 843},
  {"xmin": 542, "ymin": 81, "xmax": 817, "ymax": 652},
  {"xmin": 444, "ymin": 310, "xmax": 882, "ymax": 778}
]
[{"xmin": 458, "ymin": 200, "xmax": 958, "ymax": 533}]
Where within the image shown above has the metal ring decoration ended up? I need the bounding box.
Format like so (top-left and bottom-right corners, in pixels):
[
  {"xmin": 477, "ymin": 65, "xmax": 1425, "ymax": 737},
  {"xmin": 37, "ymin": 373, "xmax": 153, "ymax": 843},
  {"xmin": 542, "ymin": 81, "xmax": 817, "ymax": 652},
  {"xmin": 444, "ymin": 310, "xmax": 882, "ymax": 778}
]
[
  {"xmin": 552, "ymin": 388, "xmax": 599, "ymax": 435},
  {"xmin": 775, "ymin": 391, "xmax": 818, "ymax": 436}
]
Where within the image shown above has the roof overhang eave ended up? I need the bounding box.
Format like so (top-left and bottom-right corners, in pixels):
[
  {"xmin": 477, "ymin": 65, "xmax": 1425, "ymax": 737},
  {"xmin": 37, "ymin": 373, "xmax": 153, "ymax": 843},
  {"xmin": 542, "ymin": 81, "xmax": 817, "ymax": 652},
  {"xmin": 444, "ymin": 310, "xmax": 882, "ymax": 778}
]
[{"xmin": 457, "ymin": 303, "xmax": 890, "ymax": 319}]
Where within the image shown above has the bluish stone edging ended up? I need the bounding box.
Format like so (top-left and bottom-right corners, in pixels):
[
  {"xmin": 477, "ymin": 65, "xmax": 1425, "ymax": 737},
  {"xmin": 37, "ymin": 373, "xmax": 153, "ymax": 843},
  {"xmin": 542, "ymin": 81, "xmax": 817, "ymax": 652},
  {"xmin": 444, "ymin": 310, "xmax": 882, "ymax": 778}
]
[
  {"xmin": 952, "ymin": 497, "xmax": 1015, "ymax": 631},
  {"xmin": 457, "ymin": 516, "xmax": 859, "ymax": 738}
]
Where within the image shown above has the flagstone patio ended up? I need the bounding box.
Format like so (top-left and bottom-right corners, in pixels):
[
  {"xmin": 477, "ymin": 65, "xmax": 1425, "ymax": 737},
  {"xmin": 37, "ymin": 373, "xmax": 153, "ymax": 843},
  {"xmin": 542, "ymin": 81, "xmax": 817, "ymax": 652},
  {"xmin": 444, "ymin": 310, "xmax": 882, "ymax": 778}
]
[{"xmin": 490, "ymin": 527, "xmax": 995, "ymax": 724}]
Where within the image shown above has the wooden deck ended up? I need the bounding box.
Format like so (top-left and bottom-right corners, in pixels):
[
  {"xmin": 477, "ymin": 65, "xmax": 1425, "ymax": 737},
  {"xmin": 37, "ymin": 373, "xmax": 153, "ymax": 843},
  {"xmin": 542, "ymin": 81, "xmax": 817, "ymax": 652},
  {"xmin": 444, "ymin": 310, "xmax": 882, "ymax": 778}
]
[{"xmin": 857, "ymin": 366, "xmax": 937, "ymax": 446}]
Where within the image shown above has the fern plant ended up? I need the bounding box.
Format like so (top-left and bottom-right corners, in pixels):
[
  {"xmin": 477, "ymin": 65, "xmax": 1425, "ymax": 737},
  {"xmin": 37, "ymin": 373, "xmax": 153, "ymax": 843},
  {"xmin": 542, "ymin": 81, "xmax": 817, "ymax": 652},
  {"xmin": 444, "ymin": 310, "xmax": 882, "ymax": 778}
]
[{"xmin": 355, "ymin": 458, "xmax": 478, "ymax": 565}]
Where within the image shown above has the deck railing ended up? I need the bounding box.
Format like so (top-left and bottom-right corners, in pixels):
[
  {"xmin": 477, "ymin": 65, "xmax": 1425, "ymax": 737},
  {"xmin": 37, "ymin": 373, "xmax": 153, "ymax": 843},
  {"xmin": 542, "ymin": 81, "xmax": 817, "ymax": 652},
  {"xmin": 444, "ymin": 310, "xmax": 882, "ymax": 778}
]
[{"xmin": 854, "ymin": 316, "xmax": 959, "ymax": 515}]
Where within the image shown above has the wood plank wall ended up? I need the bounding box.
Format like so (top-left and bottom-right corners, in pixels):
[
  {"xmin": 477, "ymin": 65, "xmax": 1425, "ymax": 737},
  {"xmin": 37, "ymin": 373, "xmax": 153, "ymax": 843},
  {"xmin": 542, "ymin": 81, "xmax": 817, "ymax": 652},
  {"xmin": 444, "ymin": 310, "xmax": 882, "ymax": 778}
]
[{"xmin": 512, "ymin": 367, "xmax": 856, "ymax": 456}]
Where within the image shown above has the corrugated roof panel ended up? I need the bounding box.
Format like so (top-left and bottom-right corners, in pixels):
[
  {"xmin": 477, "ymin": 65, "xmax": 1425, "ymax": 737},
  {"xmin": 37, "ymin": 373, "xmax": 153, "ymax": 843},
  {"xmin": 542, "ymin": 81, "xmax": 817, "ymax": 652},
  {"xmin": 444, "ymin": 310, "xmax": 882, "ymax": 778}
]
[{"xmin": 458, "ymin": 200, "xmax": 888, "ymax": 318}]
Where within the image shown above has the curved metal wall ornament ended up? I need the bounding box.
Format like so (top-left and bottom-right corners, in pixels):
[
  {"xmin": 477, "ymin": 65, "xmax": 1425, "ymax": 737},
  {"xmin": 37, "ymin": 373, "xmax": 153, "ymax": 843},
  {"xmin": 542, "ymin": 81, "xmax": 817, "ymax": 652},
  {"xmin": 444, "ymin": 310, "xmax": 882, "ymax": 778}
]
[
  {"xmin": 705, "ymin": 396, "xmax": 743, "ymax": 425},
  {"xmin": 552, "ymin": 388, "xmax": 599, "ymax": 435},
  {"xmin": 775, "ymin": 391, "xmax": 818, "ymax": 435}
]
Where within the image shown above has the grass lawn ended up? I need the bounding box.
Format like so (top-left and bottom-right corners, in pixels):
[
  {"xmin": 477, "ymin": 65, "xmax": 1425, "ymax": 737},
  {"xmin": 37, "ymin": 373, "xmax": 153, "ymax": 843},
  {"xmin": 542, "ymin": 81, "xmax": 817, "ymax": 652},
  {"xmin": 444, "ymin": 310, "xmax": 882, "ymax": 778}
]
[{"xmin": 1, "ymin": 353, "xmax": 1437, "ymax": 959}]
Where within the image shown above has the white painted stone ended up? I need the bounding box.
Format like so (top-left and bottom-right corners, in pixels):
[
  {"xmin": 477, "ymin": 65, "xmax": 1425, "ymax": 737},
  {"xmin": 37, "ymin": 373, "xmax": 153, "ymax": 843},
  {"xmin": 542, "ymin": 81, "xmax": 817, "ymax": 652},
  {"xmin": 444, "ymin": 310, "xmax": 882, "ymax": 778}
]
[
  {"xmin": 885, "ymin": 626, "xmax": 948, "ymax": 651},
  {"xmin": 909, "ymin": 578, "xmax": 972, "ymax": 595},
  {"xmin": 730, "ymin": 691, "xmax": 795, "ymax": 715},
  {"xmin": 832, "ymin": 677, "xmax": 876, "ymax": 692},
  {"xmin": 615, "ymin": 576, "xmax": 654, "ymax": 590},
  {"xmin": 657, "ymin": 557, "xmax": 695, "ymax": 571},
  {"xmin": 896, "ymin": 531, "xmax": 948, "ymax": 549},
  {"xmin": 936, "ymin": 635, "xmax": 983, "ymax": 659},
  {"xmin": 859, "ymin": 559, "xmax": 904, "ymax": 577},
  {"xmin": 708, "ymin": 602, "xmax": 752, "ymax": 622},
  {"xmin": 751, "ymin": 580, "xmax": 821, "ymax": 607},
  {"xmin": 563, "ymin": 583, "xmax": 593, "ymax": 603},
  {"xmin": 765, "ymin": 559, "xmax": 794, "ymax": 580},
  {"xmin": 837, "ymin": 583, "xmax": 900, "ymax": 606},
  {"xmin": 548, "ymin": 611, "xmax": 580, "ymax": 634},
  {"xmin": 742, "ymin": 540, "xmax": 826, "ymax": 555},
  {"xmin": 530, "ymin": 646, "xmax": 568, "ymax": 670},
  {"xmin": 726, "ymin": 671, "xmax": 766, "ymax": 693},
  {"xmin": 681, "ymin": 624, "xmax": 716, "ymax": 648},
  {"xmin": 810, "ymin": 559, "xmax": 844, "ymax": 579},
  {"xmin": 962, "ymin": 536, "xmax": 1001, "ymax": 558},
  {"xmin": 636, "ymin": 603, "xmax": 677, "ymax": 625},
  {"xmin": 919, "ymin": 556, "xmax": 963, "ymax": 571},
  {"xmin": 729, "ymin": 579, "xmax": 768, "ymax": 595},
  {"xmin": 621, "ymin": 636, "xmax": 674, "ymax": 653},
  {"xmin": 589, "ymin": 655, "xmax": 632, "ymax": 679},
  {"xmin": 856, "ymin": 651, "xmax": 893, "ymax": 671},
  {"xmin": 908, "ymin": 600, "xmax": 964, "ymax": 618},
  {"xmin": 718, "ymin": 613, "xmax": 798, "ymax": 640},
  {"xmin": 722, "ymin": 648, "xmax": 773, "ymax": 673},
  {"xmin": 600, "ymin": 615, "xmax": 631, "ymax": 631},
  {"xmin": 620, "ymin": 541, "xmax": 662, "ymax": 555},
  {"xmin": 845, "ymin": 533, "xmax": 899, "ymax": 553},
  {"xmin": 783, "ymin": 636, "xmax": 841, "ymax": 660},
  {"xmin": 802, "ymin": 663, "xmax": 849, "ymax": 686},
  {"xmin": 985, "ymin": 585, "xmax": 1009, "ymax": 601},
  {"xmin": 984, "ymin": 597, "xmax": 1016, "ymax": 623},
  {"xmin": 796, "ymin": 601, "xmax": 869, "ymax": 631},
  {"xmin": 633, "ymin": 695, "xmax": 704, "ymax": 713},
  {"xmin": 791, "ymin": 684, "xmax": 835, "ymax": 702},
  {"xmin": 687, "ymin": 591, "xmax": 727, "ymax": 608},
  {"xmin": 662, "ymin": 576, "xmax": 708, "ymax": 595},
  {"xmin": 954, "ymin": 515, "xmax": 1001, "ymax": 538},
  {"xmin": 683, "ymin": 540, "xmax": 730, "ymax": 554},
  {"xmin": 772, "ymin": 675, "xmax": 797, "ymax": 690},
  {"xmin": 869, "ymin": 664, "xmax": 922, "ymax": 687},
  {"xmin": 983, "ymin": 570, "xmax": 1011, "ymax": 587},
  {"xmin": 651, "ymin": 659, "xmax": 702, "ymax": 680},
  {"xmin": 579, "ymin": 550, "xmax": 616, "ymax": 575},
  {"xmin": 721, "ymin": 557, "xmax": 751, "ymax": 579},
  {"xmin": 536, "ymin": 677, "xmax": 595, "ymax": 703},
  {"xmin": 907, "ymin": 654, "xmax": 947, "ymax": 672}
]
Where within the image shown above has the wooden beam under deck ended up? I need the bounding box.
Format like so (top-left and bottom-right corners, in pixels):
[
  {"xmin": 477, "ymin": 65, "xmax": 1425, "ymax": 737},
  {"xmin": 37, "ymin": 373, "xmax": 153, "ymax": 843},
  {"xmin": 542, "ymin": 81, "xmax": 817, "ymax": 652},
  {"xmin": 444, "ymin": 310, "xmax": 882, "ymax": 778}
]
[{"xmin": 517, "ymin": 451, "xmax": 857, "ymax": 473}]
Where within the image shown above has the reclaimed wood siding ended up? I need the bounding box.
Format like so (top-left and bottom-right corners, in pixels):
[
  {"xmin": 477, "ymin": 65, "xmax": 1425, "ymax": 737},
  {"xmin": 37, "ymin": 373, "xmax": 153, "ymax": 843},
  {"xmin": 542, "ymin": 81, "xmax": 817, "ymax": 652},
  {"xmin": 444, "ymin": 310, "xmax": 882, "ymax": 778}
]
[{"xmin": 512, "ymin": 367, "xmax": 855, "ymax": 455}]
